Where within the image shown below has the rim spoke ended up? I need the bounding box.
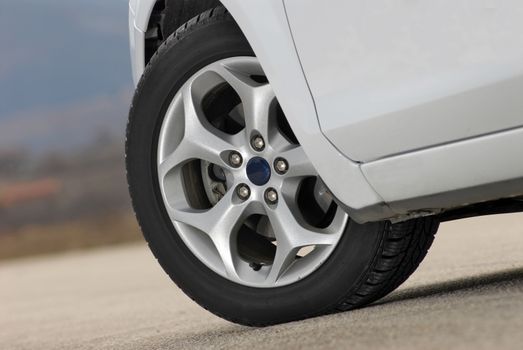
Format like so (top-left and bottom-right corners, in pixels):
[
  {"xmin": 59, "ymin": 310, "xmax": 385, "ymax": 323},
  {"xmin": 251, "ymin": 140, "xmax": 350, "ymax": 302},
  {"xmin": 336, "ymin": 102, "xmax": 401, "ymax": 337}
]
[
  {"xmin": 265, "ymin": 198, "xmax": 339, "ymax": 283},
  {"xmin": 158, "ymin": 87, "xmax": 237, "ymax": 181},
  {"xmin": 211, "ymin": 229, "xmax": 239, "ymax": 280},
  {"xmin": 158, "ymin": 139, "xmax": 192, "ymax": 180},
  {"xmin": 213, "ymin": 63, "xmax": 275, "ymax": 141},
  {"xmin": 270, "ymin": 198, "xmax": 339, "ymax": 247},
  {"xmin": 279, "ymin": 146, "xmax": 317, "ymax": 178},
  {"xmin": 265, "ymin": 240, "xmax": 298, "ymax": 284},
  {"xmin": 168, "ymin": 190, "xmax": 249, "ymax": 279},
  {"xmin": 182, "ymin": 85, "xmax": 237, "ymax": 165},
  {"xmin": 243, "ymin": 84, "xmax": 275, "ymax": 142},
  {"xmin": 213, "ymin": 63, "xmax": 258, "ymax": 103}
]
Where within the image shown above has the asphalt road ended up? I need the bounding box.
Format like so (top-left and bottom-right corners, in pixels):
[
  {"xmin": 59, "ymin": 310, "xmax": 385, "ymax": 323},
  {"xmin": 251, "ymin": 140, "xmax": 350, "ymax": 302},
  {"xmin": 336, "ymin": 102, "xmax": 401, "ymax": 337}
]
[{"xmin": 1, "ymin": 214, "xmax": 523, "ymax": 350}]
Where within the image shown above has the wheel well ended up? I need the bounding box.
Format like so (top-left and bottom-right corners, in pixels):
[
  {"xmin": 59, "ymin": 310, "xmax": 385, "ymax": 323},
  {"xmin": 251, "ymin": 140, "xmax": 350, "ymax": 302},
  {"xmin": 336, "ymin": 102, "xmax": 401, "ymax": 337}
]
[{"xmin": 144, "ymin": 0, "xmax": 222, "ymax": 65}]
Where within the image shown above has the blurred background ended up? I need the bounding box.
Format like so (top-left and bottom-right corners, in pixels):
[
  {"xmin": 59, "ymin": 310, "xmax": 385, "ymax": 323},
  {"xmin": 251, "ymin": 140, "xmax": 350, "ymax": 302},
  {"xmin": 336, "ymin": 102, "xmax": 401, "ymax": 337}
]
[{"xmin": 0, "ymin": 0, "xmax": 141, "ymax": 260}]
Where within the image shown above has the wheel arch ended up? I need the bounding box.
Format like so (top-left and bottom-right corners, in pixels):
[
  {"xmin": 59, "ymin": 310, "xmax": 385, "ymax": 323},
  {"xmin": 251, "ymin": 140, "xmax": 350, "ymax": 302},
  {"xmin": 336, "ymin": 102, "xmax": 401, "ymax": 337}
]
[{"xmin": 139, "ymin": 0, "xmax": 222, "ymax": 66}]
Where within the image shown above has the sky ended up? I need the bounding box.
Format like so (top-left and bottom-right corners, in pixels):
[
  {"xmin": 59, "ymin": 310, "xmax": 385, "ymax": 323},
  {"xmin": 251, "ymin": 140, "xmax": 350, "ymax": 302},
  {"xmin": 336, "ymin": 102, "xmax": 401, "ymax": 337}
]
[{"xmin": 0, "ymin": 0, "xmax": 133, "ymax": 152}]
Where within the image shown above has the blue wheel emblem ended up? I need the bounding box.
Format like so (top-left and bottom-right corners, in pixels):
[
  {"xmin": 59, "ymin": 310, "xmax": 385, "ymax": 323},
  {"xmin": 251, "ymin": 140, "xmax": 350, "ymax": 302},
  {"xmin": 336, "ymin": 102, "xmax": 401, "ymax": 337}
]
[{"xmin": 246, "ymin": 157, "xmax": 271, "ymax": 186}]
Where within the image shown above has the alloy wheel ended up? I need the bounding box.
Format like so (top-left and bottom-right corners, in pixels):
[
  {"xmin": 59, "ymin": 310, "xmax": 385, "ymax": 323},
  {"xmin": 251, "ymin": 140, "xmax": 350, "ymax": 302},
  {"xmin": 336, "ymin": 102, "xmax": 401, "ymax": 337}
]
[{"xmin": 157, "ymin": 57, "xmax": 348, "ymax": 287}]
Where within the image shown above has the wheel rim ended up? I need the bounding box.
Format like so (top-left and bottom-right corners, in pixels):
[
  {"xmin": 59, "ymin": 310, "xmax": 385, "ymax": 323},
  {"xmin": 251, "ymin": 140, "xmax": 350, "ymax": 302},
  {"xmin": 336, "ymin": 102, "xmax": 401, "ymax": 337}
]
[{"xmin": 157, "ymin": 57, "xmax": 348, "ymax": 287}]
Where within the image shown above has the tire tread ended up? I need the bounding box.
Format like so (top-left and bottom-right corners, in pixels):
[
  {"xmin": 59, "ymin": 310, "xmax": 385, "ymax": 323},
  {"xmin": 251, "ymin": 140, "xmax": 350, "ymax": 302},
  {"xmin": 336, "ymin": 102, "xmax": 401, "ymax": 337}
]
[{"xmin": 337, "ymin": 219, "xmax": 438, "ymax": 310}]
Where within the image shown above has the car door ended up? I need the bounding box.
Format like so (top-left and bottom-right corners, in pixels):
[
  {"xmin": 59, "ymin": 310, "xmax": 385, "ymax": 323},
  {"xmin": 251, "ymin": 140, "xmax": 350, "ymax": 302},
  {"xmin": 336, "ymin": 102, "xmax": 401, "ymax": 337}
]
[{"xmin": 284, "ymin": 0, "xmax": 523, "ymax": 162}]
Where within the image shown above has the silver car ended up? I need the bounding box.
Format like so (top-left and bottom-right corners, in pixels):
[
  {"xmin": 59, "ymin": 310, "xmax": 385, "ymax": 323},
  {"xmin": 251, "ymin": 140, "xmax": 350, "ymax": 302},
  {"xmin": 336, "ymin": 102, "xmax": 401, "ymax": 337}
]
[{"xmin": 127, "ymin": 0, "xmax": 523, "ymax": 325}]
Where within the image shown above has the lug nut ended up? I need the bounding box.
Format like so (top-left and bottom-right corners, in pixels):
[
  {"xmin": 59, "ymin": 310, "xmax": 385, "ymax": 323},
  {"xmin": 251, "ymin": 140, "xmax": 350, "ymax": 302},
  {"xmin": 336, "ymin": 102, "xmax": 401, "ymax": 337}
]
[
  {"xmin": 265, "ymin": 188, "xmax": 278, "ymax": 205},
  {"xmin": 229, "ymin": 152, "xmax": 243, "ymax": 167},
  {"xmin": 236, "ymin": 184, "xmax": 251, "ymax": 200},
  {"xmin": 274, "ymin": 158, "xmax": 288, "ymax": 175},
  {"xmin": 251, "ymin": 135, "xmax": 265, "ymax": 151}
]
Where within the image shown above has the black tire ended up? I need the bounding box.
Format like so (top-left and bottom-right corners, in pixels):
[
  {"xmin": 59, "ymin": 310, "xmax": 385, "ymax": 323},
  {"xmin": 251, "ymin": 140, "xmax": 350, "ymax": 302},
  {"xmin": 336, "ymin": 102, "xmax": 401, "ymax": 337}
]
[{"xmin": 126, "ymin": 6, "xmax": 440, "ymax": 326}]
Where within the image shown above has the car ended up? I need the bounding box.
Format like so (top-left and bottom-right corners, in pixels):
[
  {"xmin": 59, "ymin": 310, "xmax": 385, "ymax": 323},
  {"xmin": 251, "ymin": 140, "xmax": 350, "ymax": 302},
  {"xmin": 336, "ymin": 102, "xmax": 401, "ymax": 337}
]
[{"xmin": 126, "ymin": 0, "xmax": 523, "ymax": 326}]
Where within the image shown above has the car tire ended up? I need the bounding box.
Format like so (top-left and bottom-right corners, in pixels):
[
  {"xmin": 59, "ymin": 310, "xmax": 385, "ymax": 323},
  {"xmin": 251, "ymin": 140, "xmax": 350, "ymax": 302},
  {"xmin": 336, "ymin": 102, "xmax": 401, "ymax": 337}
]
[{"xmin": 126, "ymin": 6, "xmax": 440, "ymax": 326}]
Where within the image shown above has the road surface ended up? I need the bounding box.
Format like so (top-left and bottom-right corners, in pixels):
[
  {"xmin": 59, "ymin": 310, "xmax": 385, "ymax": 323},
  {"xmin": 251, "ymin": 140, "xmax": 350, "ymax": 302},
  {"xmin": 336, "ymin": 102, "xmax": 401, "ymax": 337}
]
[{"xmin": 1, "ymin": 214, "xmax": 523, "ymax": 350}]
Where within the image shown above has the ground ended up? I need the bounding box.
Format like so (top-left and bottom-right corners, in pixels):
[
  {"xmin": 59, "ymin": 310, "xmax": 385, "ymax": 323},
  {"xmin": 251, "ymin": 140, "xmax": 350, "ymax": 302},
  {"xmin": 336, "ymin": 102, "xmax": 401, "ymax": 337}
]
[{"xmin": 1, "ymin": 214, "xmax": 522, "ymax": 350}]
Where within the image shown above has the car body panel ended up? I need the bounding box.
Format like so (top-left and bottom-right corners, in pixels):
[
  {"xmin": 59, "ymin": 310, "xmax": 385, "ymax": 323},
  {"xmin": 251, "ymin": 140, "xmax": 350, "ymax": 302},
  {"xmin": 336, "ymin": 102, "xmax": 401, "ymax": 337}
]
[
  {"xmin": 128, "ymin": 3, "xmax": 146, "ymax": 84},
  {"xmin": 129, "ymin": 0, "xmax": 523, "ymax": 222},
  {"xmin": 362, "ymin": 127, "xmax": 523, "ymax": 212},
  {"xmin": 130, "ymin": 0, "xmax": 155, "ymax": 32},
  {"xmin": 285, "ymin": 0, "xmax": 523, "ymax": 162}
]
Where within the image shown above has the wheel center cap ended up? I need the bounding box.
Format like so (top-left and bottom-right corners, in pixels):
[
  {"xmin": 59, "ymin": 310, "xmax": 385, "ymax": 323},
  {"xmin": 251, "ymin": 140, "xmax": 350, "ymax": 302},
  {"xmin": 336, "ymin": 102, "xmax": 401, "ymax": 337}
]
[{"xmin": 246, "ymin": 157, "xmax": 271, "ymax": 186}]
